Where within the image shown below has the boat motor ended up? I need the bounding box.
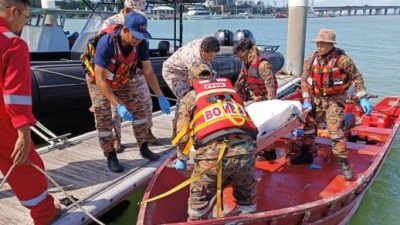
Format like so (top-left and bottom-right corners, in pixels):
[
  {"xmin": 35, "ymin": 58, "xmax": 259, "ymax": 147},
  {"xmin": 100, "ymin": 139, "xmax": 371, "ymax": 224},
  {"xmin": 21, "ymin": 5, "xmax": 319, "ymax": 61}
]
[
  {"xmin": 214, "ymin": 29, "xmax": 234, "ymax": 46},
  {"xmin": 233, "ymin": 29, "xmax": 256, "ymax": 46}
]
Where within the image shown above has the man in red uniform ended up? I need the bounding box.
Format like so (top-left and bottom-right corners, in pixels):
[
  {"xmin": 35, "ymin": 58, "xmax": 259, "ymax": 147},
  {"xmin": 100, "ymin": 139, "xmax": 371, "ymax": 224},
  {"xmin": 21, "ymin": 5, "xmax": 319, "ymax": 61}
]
[{"xmin": 0, "ymin": 0, "xmax": 58, "ymax": 224}]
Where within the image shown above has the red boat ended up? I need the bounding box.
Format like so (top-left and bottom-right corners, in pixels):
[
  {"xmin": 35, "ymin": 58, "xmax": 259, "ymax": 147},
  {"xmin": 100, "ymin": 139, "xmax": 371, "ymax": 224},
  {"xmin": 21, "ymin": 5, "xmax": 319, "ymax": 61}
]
[{"xmin": 137, "ymin": 96, "xmax": 400, "ymax": 225}]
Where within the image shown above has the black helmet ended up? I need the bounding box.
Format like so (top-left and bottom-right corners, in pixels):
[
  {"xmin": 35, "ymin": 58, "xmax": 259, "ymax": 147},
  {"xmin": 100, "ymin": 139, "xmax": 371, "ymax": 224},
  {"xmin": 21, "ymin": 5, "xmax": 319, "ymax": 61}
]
[
  {"xmin": 214, "ymin": 29, "xmax": 234, "ymax": 46},
  {"xmin": 233, "ymin": 29, "xmax": 256, "ymax": 46}
]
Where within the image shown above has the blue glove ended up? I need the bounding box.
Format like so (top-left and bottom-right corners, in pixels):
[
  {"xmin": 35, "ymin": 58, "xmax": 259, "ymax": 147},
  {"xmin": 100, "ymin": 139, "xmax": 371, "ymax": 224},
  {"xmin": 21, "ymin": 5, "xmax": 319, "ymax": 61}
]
[
  {"xmin": 174, "ymin": 159, "xmax": 187, "ymax": 171},
  {"xmin": 292, "ymin": 129, "xmax": 305, "ymax": 138},
  {"xmin": 302, "ymin": 99, "xmax": 312, "ymax": 111},
  {"xmin": 158, "ymin": 96, "xmax": 171, "ymax": 115},
  {"xmin": 309, "ymin": 162, "xmax": 322, "ymax": 170},
  {"xmin": 360, "ymin": 98, "xmax": 372, "ymax": 114},
  {"xmin": 116, "ymin": 104, "xmax": 134, "ymax": 121}
]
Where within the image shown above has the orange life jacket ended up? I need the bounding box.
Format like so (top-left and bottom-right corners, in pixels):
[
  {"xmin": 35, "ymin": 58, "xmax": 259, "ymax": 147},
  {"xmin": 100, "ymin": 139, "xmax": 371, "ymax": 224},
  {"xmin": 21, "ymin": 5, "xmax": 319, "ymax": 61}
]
[
  {"xmin": 191, "ymin": 78, "xmax": 258, "ymax": 145},
  {"xmin": 241, "ymin": 55, "xmax": 278, "ymax": 100},
  {"xmin": 82, "ymin": 25, "xmax": 137, "ymax": 89},
  {"xmin": 307, "ymin": 48, "xmax": 350, "ymax": 96}
]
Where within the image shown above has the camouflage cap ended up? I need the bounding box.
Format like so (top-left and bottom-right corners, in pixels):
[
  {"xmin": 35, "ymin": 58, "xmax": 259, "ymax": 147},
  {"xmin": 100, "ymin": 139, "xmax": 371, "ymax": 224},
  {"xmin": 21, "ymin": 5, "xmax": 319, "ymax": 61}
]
[
  {"xmin": 189, "ymin": 64, "xmax": 212, "ymax": 80},
  {"xmin": 313, "ymin": 28, "xmax": 337, "ymax": 44},
  {"xmin": 124, "ymin": 0, "xmax": 146, "ymax": 12}
]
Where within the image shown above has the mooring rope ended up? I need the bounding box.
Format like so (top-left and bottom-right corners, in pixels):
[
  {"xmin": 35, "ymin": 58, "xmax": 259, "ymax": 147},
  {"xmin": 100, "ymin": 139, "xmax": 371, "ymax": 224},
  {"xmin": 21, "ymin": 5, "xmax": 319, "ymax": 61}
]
[{"xmin": 0, "ymin": 161, "xmax": 105, "ymax": 225}]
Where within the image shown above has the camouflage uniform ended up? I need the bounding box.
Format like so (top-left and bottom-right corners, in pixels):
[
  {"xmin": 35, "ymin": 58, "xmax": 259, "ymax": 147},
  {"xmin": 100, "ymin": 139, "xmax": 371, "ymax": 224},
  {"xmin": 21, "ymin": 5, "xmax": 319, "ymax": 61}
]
[
  {"xmin": 300, "ymin": 48, "xmax": 368, "ymax": 158},
  {"xmin": 99, "ymin": 11, "xmax": 153, "ymax": 146},
  {"xmin": 234, "ymin": 46, "xmax": 277, "ymax": 102},
  {"xmin": 234, "ymin": 46, "xmax": 277, "ymax": 159},
  {"xmin": 162, "ymin": 39, "xmax": 212, "ymax": 135},
  {"xmin": 86, "ymin": 76, "xmax": 149, "ymax": 156},
  {"xmin": 177, "ymin": 89, "xmax": 257, "ymax": 221}
]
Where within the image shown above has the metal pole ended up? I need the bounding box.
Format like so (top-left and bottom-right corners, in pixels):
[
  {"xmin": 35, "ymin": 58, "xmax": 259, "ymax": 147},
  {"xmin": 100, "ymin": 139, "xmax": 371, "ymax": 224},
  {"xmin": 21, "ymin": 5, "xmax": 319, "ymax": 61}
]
[
  {"xmin": 173, "ymin": 0, "xmax": 177, "ymax": 51},
  {"xmin": 285, "ymin": 0, "xmax": 308, "ymax": 77},
  {"xmin": 179, "ymin": 3, "xmax": 184, "ymax": 47}
]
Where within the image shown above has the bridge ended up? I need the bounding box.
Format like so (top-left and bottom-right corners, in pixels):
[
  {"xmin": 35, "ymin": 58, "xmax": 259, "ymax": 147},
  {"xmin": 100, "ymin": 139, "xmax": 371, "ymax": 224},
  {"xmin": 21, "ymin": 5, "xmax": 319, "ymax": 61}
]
[{"xmin": 312, "ymin": 5, "xmax": 400, "ymax": 16}]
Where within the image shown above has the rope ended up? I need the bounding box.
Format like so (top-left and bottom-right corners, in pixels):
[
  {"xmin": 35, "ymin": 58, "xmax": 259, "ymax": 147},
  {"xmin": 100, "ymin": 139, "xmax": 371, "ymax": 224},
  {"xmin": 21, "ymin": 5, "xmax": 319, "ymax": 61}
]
[
  {"xmin": 149, "ymin": 93, "xmax": 177, "ymax": 102},
  {"xmin": 32, "ymin": 68, "xmax": 179, "ymax": 103},
  {"xmin": 0, "ymin": 161, "xmax": 105, "ymax": 225}
]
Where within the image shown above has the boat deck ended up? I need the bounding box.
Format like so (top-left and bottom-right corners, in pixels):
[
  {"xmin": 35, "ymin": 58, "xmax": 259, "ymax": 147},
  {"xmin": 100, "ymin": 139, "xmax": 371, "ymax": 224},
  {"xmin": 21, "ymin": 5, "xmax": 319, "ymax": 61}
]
[
  {"xmin": 0, "ymin": 76, "xmax": 299, "ymax": 225},
  {"xmin": 138, "ymin": 137, "xmax": 385, "ymax": 225},
  {"xmin": 0, "ymin": 112, "xmax": 174, "ymax": 225}
]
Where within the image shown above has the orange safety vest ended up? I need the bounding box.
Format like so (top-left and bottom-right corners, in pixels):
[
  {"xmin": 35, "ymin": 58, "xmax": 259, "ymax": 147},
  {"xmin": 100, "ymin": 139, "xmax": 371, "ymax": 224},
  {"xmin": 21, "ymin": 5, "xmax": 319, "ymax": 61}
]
[
  {"xmin": 191, "ymin": 78, "xmax": 258, "ymax": 145},
  {"xmin": 307, "ymin": 48, "xmax": 350, "ymax": 96},
  {"xmin": 82, "ymin": 25, "xmax": 137, "ymax": 89},
  {"xmin": 241, "ymin": 55, "xmax": 278, "ymax": 100}
]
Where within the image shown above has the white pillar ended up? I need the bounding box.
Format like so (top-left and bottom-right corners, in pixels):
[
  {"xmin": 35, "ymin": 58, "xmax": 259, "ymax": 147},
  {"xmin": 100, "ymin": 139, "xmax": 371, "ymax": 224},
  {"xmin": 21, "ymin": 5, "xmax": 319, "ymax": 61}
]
[
  {"xmin": 41, "ymin": 0, "xmax": 57, "ymax": 26},
  {"xmin": 285, "ymin": 0, "xmax": 308, "ymax": 76}
]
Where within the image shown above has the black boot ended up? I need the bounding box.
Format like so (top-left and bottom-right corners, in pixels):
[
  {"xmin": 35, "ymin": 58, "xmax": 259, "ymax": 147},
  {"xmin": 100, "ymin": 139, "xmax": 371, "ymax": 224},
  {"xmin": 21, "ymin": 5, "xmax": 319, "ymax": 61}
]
[
  {"xmin": 256, "ymin": 150, "xmax": 277, "ymax": 161},
  {"xmin": 336, "ymin": 157, "xmax": 354, "ymax": 180},
  {"xmin": 290, "ymin": 146, "xmax": 313, "ymax": 164},
  {"xmin": 140, "ymin": 142, "xmax": 160, "ymax": 161},
  {"xmin": 107, "ymin": 151, "xmax": 123, "ymax": 173}
]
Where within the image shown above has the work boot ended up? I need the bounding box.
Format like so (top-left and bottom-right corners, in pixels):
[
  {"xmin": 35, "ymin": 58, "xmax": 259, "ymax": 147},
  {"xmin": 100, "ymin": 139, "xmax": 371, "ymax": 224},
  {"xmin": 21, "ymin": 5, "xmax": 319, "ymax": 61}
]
[
  {"xmin": 290, "ymin": 146, "xmax": 313, "ymax": 164},
  {"xmin": 140, "ymin": 142, "xmax": 160, "ymax": 161},
  {"xmin": 107, "ymin": 151, "xmax": 124, "ymax": 173},
  {"xmin": 336, "ymin": 157, "xmax": 354, "ymax": 180},
  {"xmin": 148, "ymin": 128, "xmax": 159, "ymax": 145}
]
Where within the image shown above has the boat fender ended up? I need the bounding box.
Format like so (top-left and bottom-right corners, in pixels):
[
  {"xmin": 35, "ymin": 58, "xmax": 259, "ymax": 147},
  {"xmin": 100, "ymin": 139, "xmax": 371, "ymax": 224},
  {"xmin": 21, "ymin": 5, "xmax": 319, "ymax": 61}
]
[
  {"xmin": 214, "ymin": 29, "xmax": 234, "ymax": 46},
  {"xmin": 233, "ymin": 29, "xmax": 256, "ymax": 46}
]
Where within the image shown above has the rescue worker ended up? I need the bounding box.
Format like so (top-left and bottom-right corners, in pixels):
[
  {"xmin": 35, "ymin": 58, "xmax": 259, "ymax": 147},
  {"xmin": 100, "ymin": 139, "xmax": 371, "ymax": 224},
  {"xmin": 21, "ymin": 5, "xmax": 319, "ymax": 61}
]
[
  {"xmin": 99, "ymin": 0, "xmax": 169, "ymax": 153},
  {"xmin": 233, "ymin": 38, "xmax": 278, "ymax": 160},
  {"xmin": 296, "ymin": 28, "xmax": 372, "ymax": 180},
  {"xmin": 173, "ymin": 64, "xmax": 258, "ymax": 220},
  {"xmin": 233, "ymin": 38, "xmax": 277, "ymax": 102},
  {"xmin": 162, "ymin": 37, "xmax": 220, "ymax": 137},
  {"xmin": 84, "ymin": 12, "xmax": 168, "ymax": 173},
  {"xmin": 0, "ymin": 0, "xmax": 59, "ymax": 224}
]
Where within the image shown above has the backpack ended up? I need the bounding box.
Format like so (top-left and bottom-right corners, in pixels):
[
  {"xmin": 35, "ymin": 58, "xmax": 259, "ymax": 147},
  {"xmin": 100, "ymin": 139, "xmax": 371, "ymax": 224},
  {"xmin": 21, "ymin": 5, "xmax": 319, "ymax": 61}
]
[{"xmin": 81, "ymin": 25, "xmax": 122, "ymax": 76}]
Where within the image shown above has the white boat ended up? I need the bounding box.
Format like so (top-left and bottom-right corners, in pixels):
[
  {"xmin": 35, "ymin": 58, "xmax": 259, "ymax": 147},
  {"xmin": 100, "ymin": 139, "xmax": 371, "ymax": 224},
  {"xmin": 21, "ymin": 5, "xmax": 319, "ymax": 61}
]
[
  {"xmin": 151, "ymin": 6, "xmax": 175, "ymax": 20},
  {"xmin": 184, "ymin": 5, "xmax": 223, "ymax": 20}
]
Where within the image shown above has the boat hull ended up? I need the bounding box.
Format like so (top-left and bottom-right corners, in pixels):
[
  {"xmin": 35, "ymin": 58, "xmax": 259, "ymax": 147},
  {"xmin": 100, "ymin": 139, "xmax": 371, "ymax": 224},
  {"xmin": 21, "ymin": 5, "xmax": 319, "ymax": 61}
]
[{"xmin": 137, "ymin": 97, "xmax": 400, "ymax": 225}]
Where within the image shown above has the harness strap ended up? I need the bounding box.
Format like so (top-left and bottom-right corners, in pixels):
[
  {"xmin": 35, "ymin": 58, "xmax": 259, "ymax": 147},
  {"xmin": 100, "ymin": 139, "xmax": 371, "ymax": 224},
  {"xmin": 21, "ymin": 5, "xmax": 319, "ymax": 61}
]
[
  {"xmin": 172, "ymin": 124, "xmax": 193, "ymax": 156},
  {"xmin": 216, "ymin": 140, "xmax": 228, "ymax": 218},
  {"xmin": 140, "ymin": 140, "xmax": 229, "ymax": 218}
]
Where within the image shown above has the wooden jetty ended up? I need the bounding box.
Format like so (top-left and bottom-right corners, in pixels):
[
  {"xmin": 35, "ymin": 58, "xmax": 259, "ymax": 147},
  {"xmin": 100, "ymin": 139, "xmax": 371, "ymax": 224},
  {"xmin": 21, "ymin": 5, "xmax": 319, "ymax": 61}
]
[{"xmin": 0, "ymin": 76, "xmax": 300, "ymax": 225}]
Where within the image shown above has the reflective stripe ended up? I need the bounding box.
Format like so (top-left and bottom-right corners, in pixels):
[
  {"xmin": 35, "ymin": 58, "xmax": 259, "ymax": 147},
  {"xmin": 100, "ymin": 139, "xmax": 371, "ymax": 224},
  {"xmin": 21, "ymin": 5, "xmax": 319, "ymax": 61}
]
[
  {"xmin": 195, "ymin": 88, "xmax": 236, "ymax": 102},
  {"xmin": 98, "ymin": 131, "xmax": 113, "ymax": 138},
  {"xmin": 132, "ymin": 119, "xmax": 146, "ymax": 125},
  {"xmin": 2, "ymin": 31, "xmax": 17, "ymax": 39},
  {"xmin": 4, "ymin": 95, "xmax": 32, "ymax": 105},
  {"xmin": 20, "ymin": 190, "xmax": 48, "ymax": 207}
]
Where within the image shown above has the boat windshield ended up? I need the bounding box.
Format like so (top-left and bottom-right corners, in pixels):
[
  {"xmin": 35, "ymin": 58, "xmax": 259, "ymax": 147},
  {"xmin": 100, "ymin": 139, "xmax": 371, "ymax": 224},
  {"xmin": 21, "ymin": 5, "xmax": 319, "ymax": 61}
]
[{"xmin": 71, "ymin": 17, "xmax": 104, "ymax": 53}]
